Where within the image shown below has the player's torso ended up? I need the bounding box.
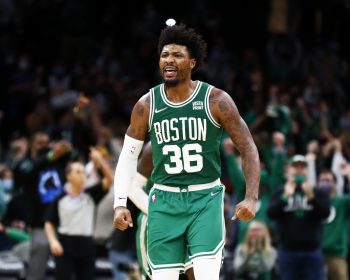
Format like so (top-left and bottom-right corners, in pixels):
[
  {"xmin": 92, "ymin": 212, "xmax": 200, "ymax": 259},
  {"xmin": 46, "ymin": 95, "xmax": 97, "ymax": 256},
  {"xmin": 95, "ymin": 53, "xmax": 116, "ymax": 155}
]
[{"xmin": 148, "ymin": 81, "xmax": 223, "ymax": 187}]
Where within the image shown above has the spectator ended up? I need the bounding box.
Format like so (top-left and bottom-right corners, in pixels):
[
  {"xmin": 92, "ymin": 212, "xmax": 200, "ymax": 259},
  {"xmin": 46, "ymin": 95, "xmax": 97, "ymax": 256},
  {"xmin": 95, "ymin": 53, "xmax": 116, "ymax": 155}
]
[
  {"xmin": 0, "ymin": 164, "xmax": 14, "ymax": 217},
  {"xmin": 0, "ymin": 221, "xmax": 30, "ymax": 244},
  {"xmin": 233, "ymin": 220, "xmax": 277, "ymax": 280},
  {"xmin": 44, "ymin": 147, "xmax": 112, "ymax": 280},
  {"xmin": 25, "ymin": 136, "xmax": 74, "ymax": 280},
  {"xmin": 318, "ymin": 168, "xmax": 350, "ymax": 280},
  {"xmin": 267, "ymin": 154, "xmax": 330, "ymax": 280},
  {"xmin": 331, "ymin": 134, "xmax": 350, "ymax": 195},
  {"xmin": 0, "ymin": 190, "xmax": 29, "ymax": 252}
]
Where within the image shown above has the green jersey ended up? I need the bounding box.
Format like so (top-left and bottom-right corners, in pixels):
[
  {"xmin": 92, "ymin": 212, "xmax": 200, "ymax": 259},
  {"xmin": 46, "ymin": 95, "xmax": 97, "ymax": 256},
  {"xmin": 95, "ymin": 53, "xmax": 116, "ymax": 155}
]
[
  {"xmin": 322, "ymin": 195, "xmax": 350, "ymax": 257},
  {"xmin": 148, "ymin": 81, "xmax": 223, "ymax": 187}
]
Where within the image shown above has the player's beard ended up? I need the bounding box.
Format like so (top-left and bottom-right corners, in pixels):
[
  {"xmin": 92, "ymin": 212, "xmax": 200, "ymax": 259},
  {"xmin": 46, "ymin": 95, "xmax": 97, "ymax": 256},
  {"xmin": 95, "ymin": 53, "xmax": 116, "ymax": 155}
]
[
  {"xmin": 160, "ymin": 68, "xmax": 181, "ymax": 87},
  {"xmin": 164, "ymin": 78, "xmax": 179, "ymax": 87}
]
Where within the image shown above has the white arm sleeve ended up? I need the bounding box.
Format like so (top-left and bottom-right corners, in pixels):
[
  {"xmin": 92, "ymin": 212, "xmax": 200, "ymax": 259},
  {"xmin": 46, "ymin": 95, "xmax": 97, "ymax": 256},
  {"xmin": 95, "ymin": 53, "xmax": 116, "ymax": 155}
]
[
  {"xmin": 113, "ymin": 135, "xmax": 144, "ymax": 209},
  {"xmin": 128, "ymin": 172, "xmax": 149, "ymax": 215}
]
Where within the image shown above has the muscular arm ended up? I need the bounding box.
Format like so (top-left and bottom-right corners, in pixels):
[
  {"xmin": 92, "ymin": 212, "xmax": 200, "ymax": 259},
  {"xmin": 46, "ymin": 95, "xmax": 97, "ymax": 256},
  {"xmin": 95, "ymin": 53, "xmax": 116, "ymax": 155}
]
[
  {"xmin": 113, "ymin": 93, "xmax": 150, "ymax": 230},
  {"xmin": 210, "ymin": 88, "xmax": 260, "ymax": 201},
  {"xmin": 137, "ymin": 141, "xmax": 153, "ymax": 178},
  {"xmin": 210, "ymin": 89, "xmax": 260, "ymax": 216},
  {"xmin": 125, "ymin": 94, "xmax": 150, "ymax": 140}
]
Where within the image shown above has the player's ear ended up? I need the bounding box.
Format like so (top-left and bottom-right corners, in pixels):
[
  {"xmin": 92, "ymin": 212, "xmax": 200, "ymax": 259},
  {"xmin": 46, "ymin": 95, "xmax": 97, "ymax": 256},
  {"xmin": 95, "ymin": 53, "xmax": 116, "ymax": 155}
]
[{"xmin": 190, "ymin": 58, "xmax": 196, "ymax": 70}]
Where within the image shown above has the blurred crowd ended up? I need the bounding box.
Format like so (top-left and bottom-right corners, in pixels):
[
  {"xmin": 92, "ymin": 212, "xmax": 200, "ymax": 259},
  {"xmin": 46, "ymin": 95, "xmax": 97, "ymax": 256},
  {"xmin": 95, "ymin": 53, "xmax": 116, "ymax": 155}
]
[{"xmin": 1, "ymin": 0, "xmax": 350, "ymax": 279}]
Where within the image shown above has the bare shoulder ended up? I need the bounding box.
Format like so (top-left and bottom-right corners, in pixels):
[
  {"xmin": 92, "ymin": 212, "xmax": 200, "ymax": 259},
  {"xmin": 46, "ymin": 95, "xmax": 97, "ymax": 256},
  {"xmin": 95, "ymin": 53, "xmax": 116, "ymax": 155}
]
[
  {"xmin": 133, "ymin": 92, "xmax": 151, "ymax": 118},
  {"xmin": 127, "ymin": 92, "xmax": 151, "ymax": 140},
  {"xmin": 209, "ymin": 87, "xmax": 240, "ymax": 125},
  {"xmin": 209, "ymin": 87, "xmax": 254, "ymax": 149}
]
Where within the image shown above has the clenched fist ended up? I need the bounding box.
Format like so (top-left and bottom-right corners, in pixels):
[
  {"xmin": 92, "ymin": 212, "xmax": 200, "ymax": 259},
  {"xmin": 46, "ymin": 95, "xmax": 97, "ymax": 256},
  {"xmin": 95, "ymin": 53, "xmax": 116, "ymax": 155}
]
[
  {"xmin": 232, "ymin": 198, "xmax": 257, "ymax": 222},
  {"xmin": 113, "ymin": 206, "xmax": 133, "ymax": 231}
]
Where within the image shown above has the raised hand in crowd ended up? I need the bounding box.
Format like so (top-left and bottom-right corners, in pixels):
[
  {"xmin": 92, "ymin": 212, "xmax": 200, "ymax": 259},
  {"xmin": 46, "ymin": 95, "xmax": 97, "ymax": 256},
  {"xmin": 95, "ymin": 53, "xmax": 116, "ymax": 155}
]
[
  {"xmin": 51, "ymin": 140, "xmax": 73, "ymax": 159},
  {"xmin": 272, "ymin": 131, "xmax": 285, "ymax": 152},
  {"xmin": 306, "ymin": 140, "xmax": 319, "ymax": 161},
  {"xmin": 73, "ymin": 92, "xmax": 90, "ymax": 113},
  {"xmin": 89, "ymin": 146, "xmax": 113, "ymax": 190}
]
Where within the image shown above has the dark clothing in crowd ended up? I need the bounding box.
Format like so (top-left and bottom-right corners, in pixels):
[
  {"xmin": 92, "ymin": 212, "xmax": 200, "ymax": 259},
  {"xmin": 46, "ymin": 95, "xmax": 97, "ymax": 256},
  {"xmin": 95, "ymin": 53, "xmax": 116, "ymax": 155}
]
[
  {"xmin": 267, "ymin": 187, "xmax": 331, "ymax": 280},
  {"xmin": 21, "ymin": 150, "xmax": 74, "ymax": 227},
  {"xmin": 267, "ymin": 187, "xmax": 330, "ymax": 251}
]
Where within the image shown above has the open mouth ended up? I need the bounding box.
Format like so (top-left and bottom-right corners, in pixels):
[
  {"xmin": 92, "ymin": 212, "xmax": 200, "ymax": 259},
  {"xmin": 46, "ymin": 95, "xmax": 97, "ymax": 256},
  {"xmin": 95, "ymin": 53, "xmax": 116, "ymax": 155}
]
[{"xmin": 163, "ymin": 68, "xmax": 177, "ymax": 78}]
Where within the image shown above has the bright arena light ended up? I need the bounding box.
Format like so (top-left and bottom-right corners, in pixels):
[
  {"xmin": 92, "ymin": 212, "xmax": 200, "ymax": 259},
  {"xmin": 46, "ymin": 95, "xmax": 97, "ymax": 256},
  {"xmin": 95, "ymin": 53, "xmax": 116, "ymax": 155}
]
[{"xmin": 165, "ymin": 18, "xmax": 176, "ymax": 26}]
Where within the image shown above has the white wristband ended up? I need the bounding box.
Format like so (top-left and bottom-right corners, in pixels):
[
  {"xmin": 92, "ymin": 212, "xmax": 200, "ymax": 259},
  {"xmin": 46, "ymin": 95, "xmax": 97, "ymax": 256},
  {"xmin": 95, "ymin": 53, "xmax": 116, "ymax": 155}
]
[{"xmin": 113, "ymin": 135, "xmax": 144, "ymax": 209}]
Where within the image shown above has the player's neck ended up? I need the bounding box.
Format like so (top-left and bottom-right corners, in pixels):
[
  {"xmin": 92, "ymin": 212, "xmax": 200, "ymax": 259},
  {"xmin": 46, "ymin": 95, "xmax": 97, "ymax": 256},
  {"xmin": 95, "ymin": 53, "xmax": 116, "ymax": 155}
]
[{"xmin": 164, "ymin": 80, "xmax": 197, "ymax": 103}]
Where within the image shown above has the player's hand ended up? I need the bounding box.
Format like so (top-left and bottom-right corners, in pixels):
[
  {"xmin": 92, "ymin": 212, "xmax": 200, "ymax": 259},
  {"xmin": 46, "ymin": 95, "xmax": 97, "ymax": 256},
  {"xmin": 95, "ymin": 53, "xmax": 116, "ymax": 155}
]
[
  {"xmin": 49, "ymin": 239, "xmax": 64, "ymax": 256},
  {"xmin": 232, "ymin": 198, "xmax": 257, "ymax": 222},
  {"xmin": 113, "ymin": 206, "xmax": 133, "ymax": 231}
]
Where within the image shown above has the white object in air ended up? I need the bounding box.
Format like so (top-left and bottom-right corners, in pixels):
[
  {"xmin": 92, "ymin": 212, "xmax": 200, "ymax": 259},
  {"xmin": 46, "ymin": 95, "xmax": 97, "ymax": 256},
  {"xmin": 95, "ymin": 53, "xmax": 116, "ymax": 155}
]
[{"xmin": 165, "ymin": 18, "xmax": 176, "ymax": 26}]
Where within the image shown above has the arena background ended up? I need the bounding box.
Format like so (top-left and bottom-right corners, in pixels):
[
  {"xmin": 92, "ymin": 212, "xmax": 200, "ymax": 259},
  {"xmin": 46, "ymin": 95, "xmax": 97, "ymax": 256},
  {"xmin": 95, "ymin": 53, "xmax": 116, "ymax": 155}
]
[{"xmin": 1, "ymin": 0, "xmax": 350, "ymax": 279}]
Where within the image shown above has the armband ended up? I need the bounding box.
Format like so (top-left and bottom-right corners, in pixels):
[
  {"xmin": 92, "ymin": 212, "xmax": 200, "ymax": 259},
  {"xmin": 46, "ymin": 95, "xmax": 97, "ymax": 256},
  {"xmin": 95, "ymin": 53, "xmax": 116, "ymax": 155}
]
[{"xmin": 113, "ymin": 135, "xmax": 144, "ymax": 209}]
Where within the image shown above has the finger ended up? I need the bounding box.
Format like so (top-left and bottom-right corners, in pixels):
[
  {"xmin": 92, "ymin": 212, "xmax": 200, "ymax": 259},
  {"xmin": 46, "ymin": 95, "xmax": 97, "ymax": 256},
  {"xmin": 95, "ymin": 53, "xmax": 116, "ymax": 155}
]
[
  {"xmin": 114, "ymin": 220, "xmax": 128, "ymax": 231},
  {"xmin": 124, "ymin": 212, "xmax": 133, "ymax": 227},
  {"xmin": 114, "ymin": 215, "xmax": 131, "ymax": 230},
  {"xmin": 231, "ymin": 208, "xmax": 240, "ymax": 220}
]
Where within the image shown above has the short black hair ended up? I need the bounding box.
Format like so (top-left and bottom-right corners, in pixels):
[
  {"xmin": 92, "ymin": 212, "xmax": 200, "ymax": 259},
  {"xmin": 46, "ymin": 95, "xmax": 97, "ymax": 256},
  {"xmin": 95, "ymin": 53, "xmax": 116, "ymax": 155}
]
[
  {"xmin": 157, "ymin": 23, "xmax": 207, "ymax": 72},
  {"xmin": 65, "ymin": 161, "xmax": 83, "ymax": 176},
  {"xmin": 319, "ymin": 168, "xmax": 337, "ymax": 183}
]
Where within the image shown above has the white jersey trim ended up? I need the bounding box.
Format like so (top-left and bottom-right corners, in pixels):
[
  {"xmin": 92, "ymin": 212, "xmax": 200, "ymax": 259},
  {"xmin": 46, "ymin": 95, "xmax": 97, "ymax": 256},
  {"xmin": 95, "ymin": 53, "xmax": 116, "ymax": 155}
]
[
  {"xmin": 147, "ymin": 255, "xmax": 185, "ymax": 270},
  {"xmin": 160, "ymin": 81, "xmax": 202, "ymax": 107},
  {"xmin": 204, "ymin": 85, "xmax": 221, "ymax": 128},
  {"xmin": 139, "ymin": 214, "xmax": 151, "ymax": 277},
  {"xmin": 148, "ymin": 90, "xmax": 154, "ymax": 132}
]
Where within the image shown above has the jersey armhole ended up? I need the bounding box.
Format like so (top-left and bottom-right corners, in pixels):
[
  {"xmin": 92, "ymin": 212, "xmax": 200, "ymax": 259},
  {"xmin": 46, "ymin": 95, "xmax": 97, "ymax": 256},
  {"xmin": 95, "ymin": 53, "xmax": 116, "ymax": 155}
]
[
  {"xmin": 204, "ymin": 86, "xmax": 221, "ymax": 128},
  {"xmin": 148, "ymin": 89, "xmax": 154, "ymax": 132}
]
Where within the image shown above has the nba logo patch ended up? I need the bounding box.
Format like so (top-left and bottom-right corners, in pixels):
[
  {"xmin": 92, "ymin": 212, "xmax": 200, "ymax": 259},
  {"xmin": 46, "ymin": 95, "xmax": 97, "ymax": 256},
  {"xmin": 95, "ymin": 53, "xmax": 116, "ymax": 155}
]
[{"xmin": 151, "ymin": 193, "xmax": 156, "ymax": 203}]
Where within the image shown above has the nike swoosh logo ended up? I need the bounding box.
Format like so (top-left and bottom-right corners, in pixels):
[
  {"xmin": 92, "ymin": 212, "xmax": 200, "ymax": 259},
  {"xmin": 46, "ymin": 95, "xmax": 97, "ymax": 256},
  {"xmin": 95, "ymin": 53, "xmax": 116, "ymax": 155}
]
[
  {"xmin": 155, "ymin": 107, "xmax": 168, "ymax": 113},
  {"xmin": 211, "ymin": 191, "xmax": 220, "ymax": 196}
]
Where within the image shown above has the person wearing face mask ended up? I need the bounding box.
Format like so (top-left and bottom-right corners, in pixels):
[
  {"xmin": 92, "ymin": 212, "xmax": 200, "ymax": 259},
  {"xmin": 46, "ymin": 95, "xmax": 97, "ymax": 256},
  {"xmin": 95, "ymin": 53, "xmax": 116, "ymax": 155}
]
[
  {"xmin": 320, "ymin": 169, "xmax": 350, "ymax": 280},
  {"xmin": 267, "ymin": 154, "xmax": 331, "ymax": 280},
  {"xmin": 0, "ymin": 164, "xmax": 14, "ymax": 217}
]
